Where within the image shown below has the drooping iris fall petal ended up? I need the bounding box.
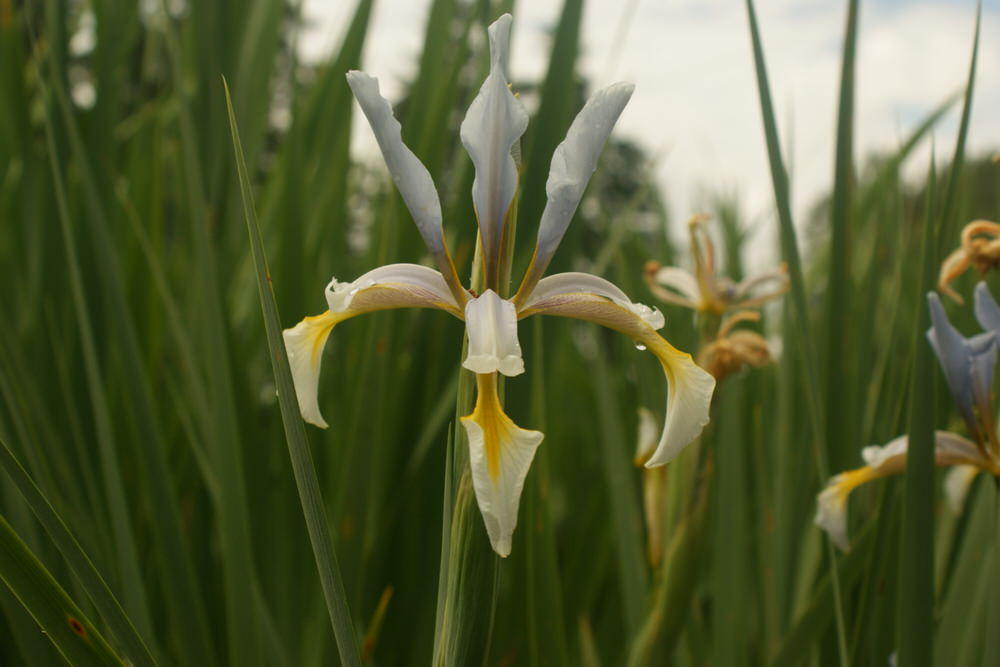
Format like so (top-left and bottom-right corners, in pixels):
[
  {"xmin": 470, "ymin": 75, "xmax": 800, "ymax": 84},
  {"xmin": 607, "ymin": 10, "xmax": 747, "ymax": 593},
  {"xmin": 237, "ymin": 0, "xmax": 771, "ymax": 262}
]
[
  {"xmin": 461, "ymin": 373, "xmax": 543, "ymax": 557},
  {"xmin": 519, "ymin": 281, "xmax": 714, "ymax": 466},
  {"xmin": 815, "ymin": 431, "xmax": 990, "ymax": 551},
  {"xmin": 284, "ymin": 264, "xmax": 462, "ymax": 428}
]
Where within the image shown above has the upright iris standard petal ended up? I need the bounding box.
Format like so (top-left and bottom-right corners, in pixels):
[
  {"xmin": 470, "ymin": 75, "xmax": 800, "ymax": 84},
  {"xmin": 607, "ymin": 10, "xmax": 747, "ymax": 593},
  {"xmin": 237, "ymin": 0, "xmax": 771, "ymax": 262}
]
[
  {"xmin": 926, "ymin": 292, "xmax": 998, "ymax": 437},
  {"xmin": 463, "ymin": 290, "xmax": 525, "ymax": 377},
  {"xmin": 974, "ymin": 281, "xmax": 1000, "ymax": 333},
  {"xmin": 460, "ymin": 14, "xmax": 528, "ymax": 286},
  {"xmin": 815, "ymin": 431, "xmax": 990, "ymax": 550},
  {"xmin": 519, "ymin": 280, "xmax": 715, "ymax": 465},
  {"xmin": 461, "ymin": 373, "xmax": 543, "ymax": 557},
  {"xmin": 345, "ymin": 71, "xmax": 465, "ymax": 302},
  {"xmin": 283, "ymin": 264, "xmax": 462, "ymax": 428},
  {"xmin": 517, "ymin": 82, "xmax": 635, "ymax": 299}
]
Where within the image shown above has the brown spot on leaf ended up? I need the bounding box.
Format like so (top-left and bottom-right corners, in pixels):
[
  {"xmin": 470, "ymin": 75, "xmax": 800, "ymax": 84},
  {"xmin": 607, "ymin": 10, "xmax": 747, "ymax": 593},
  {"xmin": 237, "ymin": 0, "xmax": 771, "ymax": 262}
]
[{"xmin": 67, "ymin": 616, "xmax": 88, "ymax": 638}]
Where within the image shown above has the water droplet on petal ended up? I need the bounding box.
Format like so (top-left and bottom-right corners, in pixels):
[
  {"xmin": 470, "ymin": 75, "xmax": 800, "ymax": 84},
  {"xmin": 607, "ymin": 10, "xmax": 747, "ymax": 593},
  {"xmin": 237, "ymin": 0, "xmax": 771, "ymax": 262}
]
[{"xmin": 634, "ymin": 342, "xmax": 647, "ymax": 351}]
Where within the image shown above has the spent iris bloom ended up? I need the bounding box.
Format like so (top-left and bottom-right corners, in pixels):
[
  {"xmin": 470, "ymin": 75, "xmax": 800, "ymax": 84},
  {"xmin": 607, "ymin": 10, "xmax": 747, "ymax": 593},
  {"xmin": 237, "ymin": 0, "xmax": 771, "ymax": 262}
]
[
  {"xmin": 938, "ymin": 220, "xmax": 1000, "ymax": 303},
  {"xmin": 815, "ymin": 283, "xmax": 1000, "ymax": 551},
  {"xmin": 644, "ymin": 214, "xmax": 789, "ymax": 315},
  {"xmin": 697, "ymin": 310, "xmax": 773, "ymax": 382},
  {"xmin": 283, "ymin": 15, "xmax": 716, "ymax": 557}
]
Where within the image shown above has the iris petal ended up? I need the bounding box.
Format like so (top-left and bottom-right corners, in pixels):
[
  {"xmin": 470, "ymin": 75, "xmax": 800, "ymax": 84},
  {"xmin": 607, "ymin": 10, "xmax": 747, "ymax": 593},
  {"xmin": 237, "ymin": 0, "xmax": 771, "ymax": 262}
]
[
  {"xmin": 635, "ymin": 406, "xmax": 659, "ymax": 465},
  {"xmin": 974, "ymin": 281, "xmax": 1000, "ymax": 333},
  {"xmin": 522, "ymin": 272, "xmax": 664, "ymax": 329},
  {"xmin": 651, "ymin": 266, "xmax": 701, "ymax": 308},
  {"xmin": 517, "ymin": 82, "xmax": 634, "ymax": 297},
  {"xmin": 461, "ymin": 373, "xmax": 543, "ymax": 557},
  {"xmin": 283, "ymin": 264, "xmax": 462, "ymax": 427},
  {"xmin": 460, "ymin": 14, "xmax": 528, "ymax": 287},
  {"xmin": 463, "ymin": 290, "xmax": 525, "ymax": 377},
  {"xmin": 815, "ymin": 431, "xmax": 990, "ymax": 550},
  {"xmin": 520, "ymin": 285, "xmax": 714, "ymax": 465},
  {"xmin": 283, "ymin": 312, "xmax": 339, "ymax": 428},
  {"xmin": 944, "ymin": 464, "xmax": 981, "ymax": 514},
  {"xmin": 926, "ymin": 292, "xmax": 998, "ymax": 437},
  {"xmin": 346, "ymin": 71, "xmax": 465, "ymax": 301},
  {"xmin": 325, "ymin": 263, "xmax": 462, "ymax": 317}
]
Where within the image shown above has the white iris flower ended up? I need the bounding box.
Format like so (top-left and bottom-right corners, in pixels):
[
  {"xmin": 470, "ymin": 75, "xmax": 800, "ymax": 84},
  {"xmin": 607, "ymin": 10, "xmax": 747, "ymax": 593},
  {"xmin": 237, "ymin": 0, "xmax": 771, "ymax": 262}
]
[
  {"xmin": 816, "ymin": 284, "xmax": 1000, "ymax": 551},
  {"xmin": 283, "ymin": 14, "xmax": 716, "ymax": 557}
]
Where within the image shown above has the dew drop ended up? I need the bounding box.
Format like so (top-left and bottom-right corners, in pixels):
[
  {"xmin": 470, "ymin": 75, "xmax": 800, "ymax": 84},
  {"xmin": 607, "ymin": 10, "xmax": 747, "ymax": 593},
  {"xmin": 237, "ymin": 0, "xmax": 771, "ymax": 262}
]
[{"xmin": 634, "ymin": 342, "xmax": 647, "ymax": 351}]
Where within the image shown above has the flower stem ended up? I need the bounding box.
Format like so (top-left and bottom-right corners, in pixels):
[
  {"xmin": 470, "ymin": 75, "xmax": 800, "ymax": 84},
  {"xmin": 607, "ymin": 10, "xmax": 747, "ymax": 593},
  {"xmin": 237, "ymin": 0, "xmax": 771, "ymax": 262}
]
[{"xmin": 432, "ymin": 222, "xmax": 506, "ymax": 664}]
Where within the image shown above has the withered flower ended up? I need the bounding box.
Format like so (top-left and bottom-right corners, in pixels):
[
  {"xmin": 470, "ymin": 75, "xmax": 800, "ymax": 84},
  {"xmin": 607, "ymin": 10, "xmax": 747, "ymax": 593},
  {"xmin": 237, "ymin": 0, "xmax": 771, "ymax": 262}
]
[
  {"xmin": 938, "ymin": 220, "xmax": 1000, "ymax": 303},
  {"xmin": 697, "ymin": 311, "xmax": 772, "ymax": 381},
  {"xmin": 644, "ymin": 214, "xmax": 788, "ymax": 315}
]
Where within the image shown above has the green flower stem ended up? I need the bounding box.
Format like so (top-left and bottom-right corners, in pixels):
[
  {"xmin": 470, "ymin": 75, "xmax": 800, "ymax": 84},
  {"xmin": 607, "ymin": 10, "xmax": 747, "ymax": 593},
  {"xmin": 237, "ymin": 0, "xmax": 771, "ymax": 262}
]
[{"xmin": 433, "ymin": 230, "xmax": 501, "ymax": 666}]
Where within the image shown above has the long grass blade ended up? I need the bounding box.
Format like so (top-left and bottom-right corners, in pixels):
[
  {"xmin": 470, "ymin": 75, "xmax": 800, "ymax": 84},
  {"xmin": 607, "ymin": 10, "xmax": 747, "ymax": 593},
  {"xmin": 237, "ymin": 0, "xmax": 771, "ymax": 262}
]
[
  {"xmin": 743, "ymin": 1, "xmax": 847, "ymax": 662},
  {"xmin": 0, "ymin": 438, "xmax": 157, "ymax": 667},
  {"xmin": 224, "ymin": 78, "xmax": 362, "ymax": 667},
  {"xmin": 825, "ymin": 0, "xmax": 858, "ymax": 472},
  {"xmin": 938, "ymin": 2, "xmax": 981, "ymax": 246},
  {"xmin": 0, "ymin": 513, "xmax": 125, "ymax": 667},
  {"xmin": 896, "ymin": 148, "xmax": 941, "ymax": 667}
]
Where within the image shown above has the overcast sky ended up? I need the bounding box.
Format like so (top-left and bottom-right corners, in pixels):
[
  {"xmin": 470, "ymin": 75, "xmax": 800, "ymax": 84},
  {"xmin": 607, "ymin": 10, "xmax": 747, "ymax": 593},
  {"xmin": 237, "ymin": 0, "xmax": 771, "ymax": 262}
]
[{"xmin": 301, "ymin": 0, "xmax": 999, "ymax": 258}]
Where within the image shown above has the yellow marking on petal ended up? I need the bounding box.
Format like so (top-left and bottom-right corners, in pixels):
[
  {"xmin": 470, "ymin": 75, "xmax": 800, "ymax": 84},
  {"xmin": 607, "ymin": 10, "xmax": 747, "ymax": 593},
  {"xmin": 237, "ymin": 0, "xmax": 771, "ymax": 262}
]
[
  {"xmin": 837, "ymin": 466, "xmax": 884, "ymax": 495},
  {"xmin": 303, "ymin": 313, "xmax": 339, "ymax": 365},
  {"xmin": 284, "ymin": 273, "xmax": 465, "ymax": 429},
  {"xmin": 817, "ymin": 434, "xmax": 999, "ymax": 550},
  {"xmin": 462, "ymin": 373, "xmax": 510, "ymax": 480},
  {"xmin": 460, "ymin": 371, "xmax": 544, "ymax": 556}
]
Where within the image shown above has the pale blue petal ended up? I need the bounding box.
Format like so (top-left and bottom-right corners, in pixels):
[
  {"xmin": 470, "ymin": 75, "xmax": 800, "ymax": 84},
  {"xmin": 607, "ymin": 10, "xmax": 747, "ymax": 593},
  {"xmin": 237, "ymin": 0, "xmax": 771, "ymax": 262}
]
[
  {"xmin": 927, "ymin": 292, "xmax": 998, "ymax": 435},
  {"xmin": 969, "ymin": 331, "xmax": 997, "ymax": 408},
  {"xmin": 974, "ymin": 281, "xmax": 1000, "ymax": 333}
]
